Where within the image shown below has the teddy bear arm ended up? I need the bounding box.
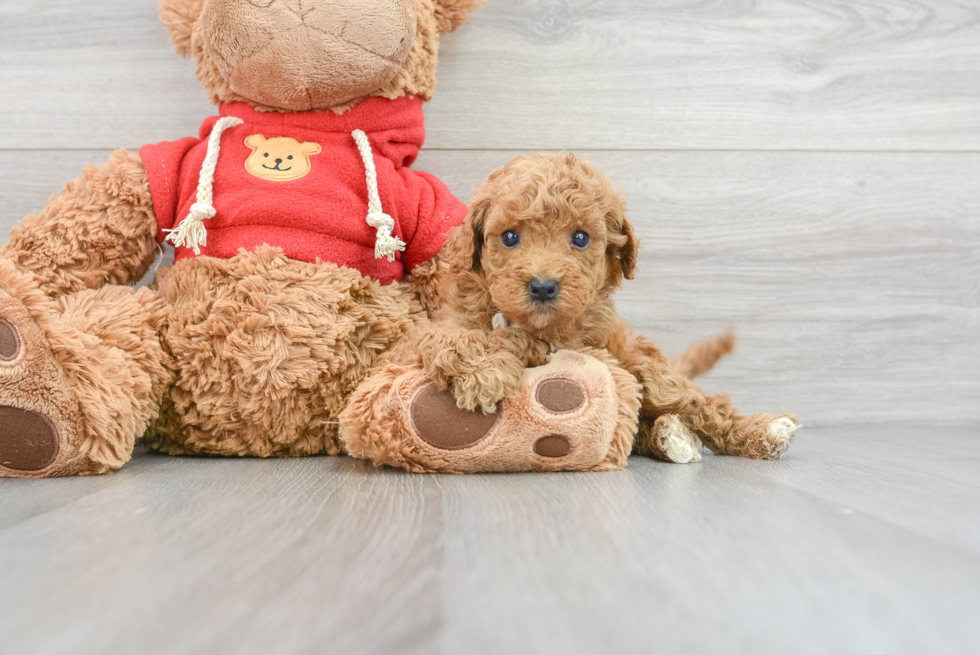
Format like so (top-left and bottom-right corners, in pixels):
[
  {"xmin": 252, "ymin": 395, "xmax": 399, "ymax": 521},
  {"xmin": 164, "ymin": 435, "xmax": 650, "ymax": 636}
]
[
  {"xmin": 1, "ymin": 149, "xmax": 159, "ymax": 299},
  {"xmin": 405, "ymin": 255, "xmax": 451, "ymax": 316}
]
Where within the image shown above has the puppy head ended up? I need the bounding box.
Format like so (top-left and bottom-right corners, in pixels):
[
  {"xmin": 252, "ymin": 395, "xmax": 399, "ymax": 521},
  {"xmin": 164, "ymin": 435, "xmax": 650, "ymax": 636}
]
[{"xmin": 444, "ymin": 153, "xmax": 639, "ymax": 330}]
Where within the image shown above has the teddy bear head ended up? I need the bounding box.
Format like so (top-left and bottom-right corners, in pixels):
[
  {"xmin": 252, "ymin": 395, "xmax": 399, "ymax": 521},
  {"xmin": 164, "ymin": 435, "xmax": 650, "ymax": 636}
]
[{"xmin": 158, "ymin": 0, "xmax": 486, "ymax": 112}]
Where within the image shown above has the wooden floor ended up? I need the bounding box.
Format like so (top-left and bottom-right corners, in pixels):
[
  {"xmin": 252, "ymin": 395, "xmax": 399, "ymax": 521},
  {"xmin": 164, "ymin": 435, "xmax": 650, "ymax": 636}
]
[
  {"xmin": 1, "ymin": 1, "xmax": 979, "ymax": 653},
  {"xmin": 1, "ymin": 426, "xmax": 978, "ymax": 654}
]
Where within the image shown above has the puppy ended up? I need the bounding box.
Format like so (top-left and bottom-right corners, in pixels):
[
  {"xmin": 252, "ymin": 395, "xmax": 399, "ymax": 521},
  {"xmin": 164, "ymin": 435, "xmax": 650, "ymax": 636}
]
[{"xmin": 401, "ymin": 153, "xmax": 797, "ymax": 462}]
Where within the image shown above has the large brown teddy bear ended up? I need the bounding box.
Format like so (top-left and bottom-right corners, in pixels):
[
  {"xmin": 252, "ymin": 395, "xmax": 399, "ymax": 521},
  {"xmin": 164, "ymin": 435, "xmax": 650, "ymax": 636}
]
[{"xmin": 0, "ymin": 0, "xmax": 487, "ymax": 478}]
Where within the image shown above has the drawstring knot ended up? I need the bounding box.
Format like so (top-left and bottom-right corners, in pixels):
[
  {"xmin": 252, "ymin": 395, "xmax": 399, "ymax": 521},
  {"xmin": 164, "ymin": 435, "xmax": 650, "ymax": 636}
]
[
  {"xmin": 365, "ymin": 210, "xmax": 406, "ymax": 262},
  {"xmin": 164, "ymin": 116, "xmax": 243, "ymax": 255},
  {"xmin": 353, "ymin": 129, "xmax": 407, "ymax": 261}
]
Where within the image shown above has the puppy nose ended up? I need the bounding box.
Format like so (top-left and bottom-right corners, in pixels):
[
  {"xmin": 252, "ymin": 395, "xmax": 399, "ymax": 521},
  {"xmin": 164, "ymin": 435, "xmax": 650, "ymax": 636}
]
[
  {"xmin": 528, "ymin": 278, "xmax": 560, "ymax": 303},
  {"xmin": 275, "ymin": 158, "xmax": 283, "ymax": 165}
]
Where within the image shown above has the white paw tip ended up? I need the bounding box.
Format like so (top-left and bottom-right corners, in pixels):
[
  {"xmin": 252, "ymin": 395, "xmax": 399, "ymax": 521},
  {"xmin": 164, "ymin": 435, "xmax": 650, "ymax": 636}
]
[
  {"xmin": 491, "ymin": 313, "xmax": 510, "ymax": 330},
  {"xmin": 659, "ymin": 415, "xmax": 702, "ymax": 464},
  {"xmin": 767, "ymin": 417, "xmax": 800, "ymax": 456}
]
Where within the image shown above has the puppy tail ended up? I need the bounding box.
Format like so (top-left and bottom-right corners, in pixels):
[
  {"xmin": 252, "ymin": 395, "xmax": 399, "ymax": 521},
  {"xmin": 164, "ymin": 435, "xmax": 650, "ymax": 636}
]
[{"xmin": 669, "ymin": 330, "xmax": 735, "ymax": 380}]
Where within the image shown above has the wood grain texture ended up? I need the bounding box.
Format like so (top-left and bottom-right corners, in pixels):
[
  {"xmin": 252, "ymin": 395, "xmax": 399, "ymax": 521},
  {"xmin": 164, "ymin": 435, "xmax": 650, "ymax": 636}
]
[
  {"xmin": 3, "ymin": 149, "xmax": 977, "ymax": 426},
  {"xmin": 2, "ymin": 0, "xmax": 980, "ymax": 151},
  {"xmin": 1, "ymin": 427, "xmax": 978, "ymax": 655}
]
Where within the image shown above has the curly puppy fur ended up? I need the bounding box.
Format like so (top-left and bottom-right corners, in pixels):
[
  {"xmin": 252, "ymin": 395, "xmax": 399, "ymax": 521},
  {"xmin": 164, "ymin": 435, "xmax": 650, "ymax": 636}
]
[{"xmin": 402, "ymin": 153, "xmax": 797, "ymax": 461}]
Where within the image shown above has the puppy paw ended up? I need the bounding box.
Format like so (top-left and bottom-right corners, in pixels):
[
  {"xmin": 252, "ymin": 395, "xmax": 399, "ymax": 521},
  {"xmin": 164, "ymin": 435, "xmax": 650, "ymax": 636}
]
[
  {"xmin": 763, "ymin": 415, "xmax": 800, "ymax": 459},
  {"xmin": 657, "ymin": 415, "xmax": 702, "ymax": 464},
  {"xmin": 435, "ymin": 347, "xmax": 527, "ymax": 414},
  {"xmin": 636, "ymin": 414, "xmax": 703, "ymax": 464}
]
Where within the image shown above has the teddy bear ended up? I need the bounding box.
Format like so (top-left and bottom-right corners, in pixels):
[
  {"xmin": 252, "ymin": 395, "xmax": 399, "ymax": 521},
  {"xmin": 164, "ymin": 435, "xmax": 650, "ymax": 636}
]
[{"xmin": 0, "ymin": 0, "xmax": 491, "ymax": 478}]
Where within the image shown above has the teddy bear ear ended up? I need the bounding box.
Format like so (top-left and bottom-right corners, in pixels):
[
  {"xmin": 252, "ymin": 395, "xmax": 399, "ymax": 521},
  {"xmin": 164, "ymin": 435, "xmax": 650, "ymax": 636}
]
[
  {"xmin": 432, "ymin": 0, "xmax": 487, "ymax": 34},
  {"xmin": 300, "ymin": 142, "xmax": 323, "ymax": 156},
  {"xmin": 159, "ymin": 0, "xmax": 205, "ymax": 58},
  {"xmin": 244, "ymin": 134, "xmax": 267, "ymax": 149}
]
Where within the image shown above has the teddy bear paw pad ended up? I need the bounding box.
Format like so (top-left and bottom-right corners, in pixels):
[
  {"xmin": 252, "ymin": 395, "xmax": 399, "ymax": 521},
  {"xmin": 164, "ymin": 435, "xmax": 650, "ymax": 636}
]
[
  {"xmin": 0, "ymin": 406, "xmax": 60, "ymax": 472},
  {"xmin": 0, "ymin": 292, "xmax": 90, "ymax": 478},
  {"xmin": 410, "ymin": 384, "xmax": 499, "ymax": 451}
]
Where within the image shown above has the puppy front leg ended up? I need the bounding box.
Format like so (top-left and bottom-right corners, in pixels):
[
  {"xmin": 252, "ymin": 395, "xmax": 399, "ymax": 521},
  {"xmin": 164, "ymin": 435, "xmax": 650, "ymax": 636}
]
[
  {"xmin": 413, "ymin": 327, "xmax": 550, "ymax": 413},
  {"xmin": 613, "ymin": 327, "xmax": 798, "ymax": 460}
]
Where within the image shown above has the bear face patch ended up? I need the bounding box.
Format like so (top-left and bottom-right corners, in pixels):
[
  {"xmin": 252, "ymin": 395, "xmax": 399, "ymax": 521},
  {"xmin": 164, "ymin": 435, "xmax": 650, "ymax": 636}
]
[{"xmin": 244, "ymin": 134, "xmax": 322, "ymax": 182}]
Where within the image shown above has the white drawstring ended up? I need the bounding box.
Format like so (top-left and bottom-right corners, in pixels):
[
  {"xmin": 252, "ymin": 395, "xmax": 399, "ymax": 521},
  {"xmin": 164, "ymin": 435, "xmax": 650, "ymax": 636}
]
[
  {"xmin": 166, "ymin": 120, "xmax": 405, "ymax": 263},
  {"xmin": 164, "ymin": 116, "xmax": 243, "ymax": 255},
  {"xmin": 352, "ymin": 129, "xmax": 406, "ymax": 262}
]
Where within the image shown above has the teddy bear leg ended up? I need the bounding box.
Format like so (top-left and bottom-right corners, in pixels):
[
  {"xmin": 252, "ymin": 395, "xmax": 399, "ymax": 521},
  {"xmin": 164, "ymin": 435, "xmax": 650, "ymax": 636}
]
[
  {"xmin": 142, "ymin": 248, "xmax": 426, "ymax": 459},
  {"xmin": 0, "ymin": 263, "xmax": 171, "ymax": 477},
  {"xmin": 339, "ymin": 349, "xmax": 640, "ymax": 473}
]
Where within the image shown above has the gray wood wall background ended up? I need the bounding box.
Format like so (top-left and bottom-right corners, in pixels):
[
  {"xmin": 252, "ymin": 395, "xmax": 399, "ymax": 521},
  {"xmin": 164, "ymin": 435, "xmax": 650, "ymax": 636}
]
[{"xmin": 1, "ymin": 0, "xmax": 978, "ymax": 428}]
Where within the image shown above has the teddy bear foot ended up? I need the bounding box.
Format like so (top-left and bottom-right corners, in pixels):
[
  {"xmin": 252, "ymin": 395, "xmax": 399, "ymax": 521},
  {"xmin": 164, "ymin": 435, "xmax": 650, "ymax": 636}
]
[
  {"xmin": 340, "ymin": 350, "xmax": 640, "ymax": 473},
  {"xmin": 0, "ymin": 292, "xmax": 93, "ymax": 478}
]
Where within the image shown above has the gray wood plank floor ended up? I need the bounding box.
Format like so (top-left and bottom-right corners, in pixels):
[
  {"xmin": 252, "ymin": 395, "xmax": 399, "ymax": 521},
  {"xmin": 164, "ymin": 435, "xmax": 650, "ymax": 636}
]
[
  {"xmin": 1, "ymin": 428, "xmax": 979, "ymax": 655},
  {"xmin": 1, "ymin": 1, "xmax": 978, "ymax": 653}
]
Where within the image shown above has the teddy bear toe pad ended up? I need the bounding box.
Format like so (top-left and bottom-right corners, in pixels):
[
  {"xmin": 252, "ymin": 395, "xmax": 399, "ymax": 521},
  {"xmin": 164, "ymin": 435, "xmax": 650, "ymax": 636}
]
[
  {"xmin": 535, "ymin": 378, "xmax": 586, "ymax": 414},
  {"xmin": 0, "ymin": 318, "xmax": 21, "ymax": 361},
  {"xmin": 533, "ymin": 435, "xmax": 573, "ymax": 458},
  {"xmin": 411, "ymin": 384, "xmax": 499, "ymax": 450}
]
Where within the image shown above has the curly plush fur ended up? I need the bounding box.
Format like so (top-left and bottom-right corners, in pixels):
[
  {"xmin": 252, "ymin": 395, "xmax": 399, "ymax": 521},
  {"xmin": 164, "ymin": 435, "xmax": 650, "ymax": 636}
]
[
  {"xmin": 0, "ymin": 0, "xmax": 485, "ymax": 478},
  {"xmin": 147, "ymin": 247, "xmax": 426, "ymax": 459},
  {"xmin": 395, "ymin": 153, "xmax": 798, "ymax": 463}
]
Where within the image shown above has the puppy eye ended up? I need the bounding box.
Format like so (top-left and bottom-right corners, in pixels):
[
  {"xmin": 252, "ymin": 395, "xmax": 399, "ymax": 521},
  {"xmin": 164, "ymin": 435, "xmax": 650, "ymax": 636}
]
[
  {"xmin": 287, "ymin": 155, "xmax": 294, "ymax": 160},
  {"xmin": 501, "ymin": 230, "xmax": 521, "ymax": 249},
  {"xmin": 571, "ymin": 230, "xmax": 591, "ymax": 249},
  {"xmin": 263, "ymin": 153, "xmax": 269, "ymax": 158}
]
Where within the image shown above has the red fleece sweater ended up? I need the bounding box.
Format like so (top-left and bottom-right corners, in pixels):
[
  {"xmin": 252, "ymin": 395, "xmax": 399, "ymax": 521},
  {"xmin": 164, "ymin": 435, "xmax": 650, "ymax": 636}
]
[{"xmin": 139, "ymin": 97, "xmax": 466, "ymax": 284}]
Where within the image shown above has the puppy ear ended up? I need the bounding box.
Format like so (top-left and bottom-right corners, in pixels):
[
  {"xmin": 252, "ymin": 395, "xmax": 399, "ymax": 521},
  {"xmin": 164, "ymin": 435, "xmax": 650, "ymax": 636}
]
[
  {"xmin": 606, "ymin": 194, "xmax": 639, "ymax": 280},
  {"xmin": 617, "ymin": 217, "xmax": 639, "ymax": 280},
  {"xmin": 159, "ymin": 0, "xmax": 205, "ymax": 57},
  {"xmin": 432, "ymin": 0, "xmax": 487, "ymax": 34},
  {"xmin": 442, "ymin": 195, "xmax": 489, "ymax": 275}
]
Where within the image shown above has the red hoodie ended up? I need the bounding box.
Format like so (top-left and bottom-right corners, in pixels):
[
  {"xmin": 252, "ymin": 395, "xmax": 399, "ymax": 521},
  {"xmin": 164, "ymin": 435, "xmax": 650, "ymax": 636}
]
[{"xmin": 139, "ymin": 97, "xmax": 466, "ymax": 284}]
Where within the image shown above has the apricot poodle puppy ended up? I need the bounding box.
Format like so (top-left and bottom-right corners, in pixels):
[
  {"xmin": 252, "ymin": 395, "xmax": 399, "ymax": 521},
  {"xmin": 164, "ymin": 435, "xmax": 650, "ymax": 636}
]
[{"xmin": 397, "ymin": 153, "xmax": 798, "ymax": 463}]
